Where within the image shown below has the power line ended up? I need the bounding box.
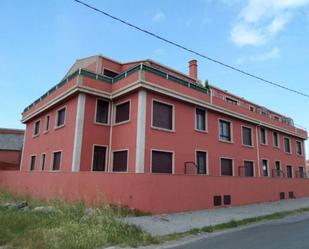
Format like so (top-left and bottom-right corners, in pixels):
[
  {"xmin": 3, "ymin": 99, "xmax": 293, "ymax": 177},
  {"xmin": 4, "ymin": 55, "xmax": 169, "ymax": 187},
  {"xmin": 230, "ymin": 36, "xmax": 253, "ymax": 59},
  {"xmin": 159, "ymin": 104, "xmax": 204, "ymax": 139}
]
[{"xmin": 73, "ymin": 0, "xmax": 309, "ymax": 99}]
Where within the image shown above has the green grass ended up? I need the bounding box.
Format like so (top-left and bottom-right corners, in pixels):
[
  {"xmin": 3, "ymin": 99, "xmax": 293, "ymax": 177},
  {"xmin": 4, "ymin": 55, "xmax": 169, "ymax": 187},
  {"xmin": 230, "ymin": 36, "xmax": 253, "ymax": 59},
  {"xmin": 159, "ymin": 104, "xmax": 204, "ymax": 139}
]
[{"xmin": 0, "ymin": 188, "xmax": 158, "ymax": 249}]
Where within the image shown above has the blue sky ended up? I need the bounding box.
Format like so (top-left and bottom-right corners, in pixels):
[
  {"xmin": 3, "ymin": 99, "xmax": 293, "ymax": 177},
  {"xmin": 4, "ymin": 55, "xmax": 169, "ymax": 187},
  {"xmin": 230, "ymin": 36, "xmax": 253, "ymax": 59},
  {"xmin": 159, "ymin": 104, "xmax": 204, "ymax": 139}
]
[{"xmin": 1, "ymin": 0, "xmax": 309, "ymax": 157}]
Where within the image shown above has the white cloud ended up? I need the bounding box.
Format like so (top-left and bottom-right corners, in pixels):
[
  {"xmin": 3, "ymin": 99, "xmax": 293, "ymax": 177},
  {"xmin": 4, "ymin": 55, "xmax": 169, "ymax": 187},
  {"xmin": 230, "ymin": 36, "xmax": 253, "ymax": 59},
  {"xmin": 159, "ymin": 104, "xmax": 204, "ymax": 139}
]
[
  {"xmin": 152, "ymin": 11, "xmax": 165, "ymax": 23},
  {"xmin": 236, "ymin": 47, "xmax": 280, "ymax": 64},
  {"xmin": 230, "ymin": 0, "xmax": 309, "ymax": 46}
]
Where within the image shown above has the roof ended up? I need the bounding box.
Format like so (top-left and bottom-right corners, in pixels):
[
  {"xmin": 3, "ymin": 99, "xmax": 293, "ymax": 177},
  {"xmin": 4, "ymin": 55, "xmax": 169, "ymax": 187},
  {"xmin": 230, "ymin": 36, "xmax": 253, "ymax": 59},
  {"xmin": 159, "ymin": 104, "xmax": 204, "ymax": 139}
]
[{"xmin": 0, "ymin": 128, "xmax": 24, "ymax": 151}]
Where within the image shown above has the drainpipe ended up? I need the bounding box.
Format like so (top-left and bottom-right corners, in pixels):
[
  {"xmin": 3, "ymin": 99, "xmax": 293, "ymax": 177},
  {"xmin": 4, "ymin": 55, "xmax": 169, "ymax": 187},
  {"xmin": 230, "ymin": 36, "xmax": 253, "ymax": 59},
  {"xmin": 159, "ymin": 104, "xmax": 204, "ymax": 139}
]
[{"xmin": 256, "ymin": 124, "xmax": 261, "ymax": 177}]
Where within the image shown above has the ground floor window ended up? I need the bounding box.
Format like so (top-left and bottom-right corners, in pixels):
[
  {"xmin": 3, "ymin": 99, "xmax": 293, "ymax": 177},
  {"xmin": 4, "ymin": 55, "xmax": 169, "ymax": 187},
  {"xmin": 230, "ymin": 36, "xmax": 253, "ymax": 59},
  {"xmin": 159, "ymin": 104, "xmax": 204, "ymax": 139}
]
[
  {"xmin": 52, "ymin": 151, "xmax": 62, "ymax": 171},
  {"xmin": 262, "ymin": 159, "xmax": 269, "ymax": 176},
  {"xmin": 112, "ymin": 150, "xmax": 128, "ymax": 172},
  {"xmin": 92, "ymin": 146, "xmax": 107, "ymax": 171},
  {"xmin": 244, "ymin": 161, "xmax": 254, "ymax": 177},
  {"xmin": 221, "ymin": 158, "xmax": 233, "ymax": 176},
  {"xmin": 196, "ymin": 151, "xmax": 207, "ymax": 174},
  {"xmin": 152, "ymin": 150, "xmax": 173, "ymax": 174},
  {"xmin": 30, "ymin": 155, "xmax": 36, "ymax": 171},
  {"xmin": 41, "ymin": 154, "xmax": 46, "ymax": 171}
]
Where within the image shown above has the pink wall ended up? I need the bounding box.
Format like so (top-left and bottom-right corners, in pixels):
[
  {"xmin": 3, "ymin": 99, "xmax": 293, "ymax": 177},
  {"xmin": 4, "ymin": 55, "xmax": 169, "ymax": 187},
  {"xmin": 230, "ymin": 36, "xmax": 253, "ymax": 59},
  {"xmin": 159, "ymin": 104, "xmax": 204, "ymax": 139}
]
[
  {"xmin": 21, "ymin": 96, "xmax": 78, "ymax": 172},
  {"xmin": 1, "ymin": 171, "xmax": 309, "ymax": 214}
]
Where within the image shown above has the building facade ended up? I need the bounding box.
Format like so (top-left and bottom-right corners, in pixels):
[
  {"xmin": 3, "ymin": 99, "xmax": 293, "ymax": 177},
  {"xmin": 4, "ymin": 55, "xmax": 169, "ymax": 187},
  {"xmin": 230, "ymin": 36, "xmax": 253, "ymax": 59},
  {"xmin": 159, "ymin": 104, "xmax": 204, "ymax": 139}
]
[
  {"xmin": 0, "ymin": 128, "xmax": 24, "ymax": 170},
  {"xmin": 1, "ymin": 55, "xmax": 308, "ymax": 213}
]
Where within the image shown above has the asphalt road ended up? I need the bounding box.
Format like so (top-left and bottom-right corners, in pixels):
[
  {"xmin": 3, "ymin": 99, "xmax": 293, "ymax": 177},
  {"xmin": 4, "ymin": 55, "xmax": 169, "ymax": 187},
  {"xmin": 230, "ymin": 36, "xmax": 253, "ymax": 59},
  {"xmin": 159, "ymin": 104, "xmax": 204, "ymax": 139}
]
[{"xmin": 172, "ymin": 212, "xmax": 309, "ymax": 249}]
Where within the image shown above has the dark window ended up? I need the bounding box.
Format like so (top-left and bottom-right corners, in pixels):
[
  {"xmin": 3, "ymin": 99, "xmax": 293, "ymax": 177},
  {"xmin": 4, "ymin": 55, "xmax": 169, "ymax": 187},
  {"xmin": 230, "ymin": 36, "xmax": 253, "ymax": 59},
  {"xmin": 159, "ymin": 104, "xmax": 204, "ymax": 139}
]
[
  {"xmin": 280, "ymin": 192, "xmax": 285, "ymax": 200},
  {"xmin": 286, "ymin": 165, "xmax": 293, "ymax": 178},
  {"xmin": 112, "ymin": 151, "xmax": 128, "ymax": 172},
  {"xmin": 30, "ymin": 155, "xmax": 36, "ymax": 171},
  {"xmin": 195, "ymin": 108, "xmax": 206, "ymax": 131},
  {"xmin": 275, "ymin": 161, "xmax": 281, "ymax": 177},
  {"xmin": 56, "ymin": 108, "xmax": 66, "ymax": 127},
  {"xmin": 299, "ymin": 166, "xmax": 305, "ymax": 178},
  {"xmin": 45, "ymin": 115, "xmax": 50, "ymax": 131},
  {"xmin": 223, "ymin": 195, "xmax": 231, "ymax": 205},
  {"xmin": 249, "ymin": 106, "xmax": 255, "ymax": 112},
  {"xmin": 262, "ymin": 159, "xmax": 269, "ymax": 177},
  {"xmin": 213, "ymin": 196, "xmax": 222, "ymax": 206},
  {"xmin": 244, "ymin": 161, "xmax": 254, "ymax": 177},
  {"xmin": 226, "ymin": 97, "xmax": 238, "ymax": 105},
  {"xmin": 41, "ymin": 154, "xmax": 46, "ymax": 171},
  {"xmin": 260, "ymin": 127, "xmax": 267, "ymax": 144},
  {"xmin": 52, "ymin": 152, "xmax": 62, "ymax": 171},
  {"xmin": 296, "ymin": 141, "xmax": 302, "ymax": 155},
  {"xmin": 92, "ymin": 146, "xmax": 107, "ymax": 171},
  {"xmin": 103, "ymin": 69, "xmax": 118, "ymax": 78},
  {"xmin": 274, "ymin": 116, "xmax": 281, "ymax": 121},
  {"xmin": 273, "ymin": 132, "xmax": 279, "ymax": 147},
  {"xmin": 219, "ymin": 120, "xmax": 231, "ymax": 141},
  {"xmin": 152, "ymin": 150, "xmax": 173, "ymax": 174},
  {"xmin": 34, "ymin": 120, "xmax": 40, "ymax": 136},
  {"xmin": 242, "ymin": 127, "xmax": 253, "ymax": 146},
  {"xmin": 152, "ymin": 101, "xmax": 173, "ymax": 130},
  {"xmin": 284, "ymin": 138, "xmax": 291, "ymax": 153},
  {"xmin": 196, "ymin": 151, "xmax": 207, "ymax": 174},
  {"xmin": 96, "ymin": 99, "xmax": 109, "ymax": 124},
  {"xmin": 289, "ymin": 192, "xmax": 295, "ymax": 199},
  {"xmin": 221, "ymin": 158, "xmax": 233, "ymax": 176},
  {"xmin": 115, "ymin": 101, "xmax": 130, "ymax": 124}
]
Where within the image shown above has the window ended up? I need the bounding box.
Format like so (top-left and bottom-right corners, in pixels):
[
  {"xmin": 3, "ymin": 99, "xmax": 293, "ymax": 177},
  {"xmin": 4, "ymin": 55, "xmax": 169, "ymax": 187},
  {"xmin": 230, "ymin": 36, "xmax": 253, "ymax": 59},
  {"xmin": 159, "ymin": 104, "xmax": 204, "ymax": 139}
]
[
  {"xmin": 103, "ymin": 69, "xmax": 118, "ymax": 78},
  {"xmin": 115, "ymin": 101, "xmax": 130, "ymax": 124},
  {"xmin": 262, "ymin": 159, "xmax": 269, "ymax": 177},
  {"xmin": 244, "ymin": 161, "xmax": 254, "ymax": 177},
  {"xmin": 273, "ymin": 132, "xmax": 279, "ymax": 148},
  {"xmin": 152, "ymin": 100, "xmax": 173, "ymax": 130},
  {"xmin": 249, "ymin": 106, "xmax": 255, "ymax": 112},
  {"xmin": 195, "ymin": 108, "xmax": 206, "ymax": 131},
  {"xmin": 33, "ymin": 120, "xmax": 40, "ymax": 136},
  {"xmin": 152, "ymin": 150, "xmax": 173, "ymax": 174},
  {"xmin": 225, "ymin": 97, "xmax": 238, "ymax": 105},
  {"xmin": 274, "ymin": 116, "xmax": 281, "ymax": 122},
  {"xmin": 96, "ymin": 99, "xmax": 109, "ymax": 124},
  {"xmin": 92, "ymin": 146, "xmax": 107, "ymax": 171},
  {"xmin": 284, "ymin": 137, "xmax": 291, "ymax": 153},
  {"xmin": 242, "ymin": 126, "xmax": 253, "ymax": 146},
  {"xmin": 45, "ymin": 115, "xmax": 50, "ymax": 132},
  {"xmin": 298, "ymin": 166, "xmax": 305, "ymax": 178},
  {"xmin": 30, "ymin": 155, "xmax": 36, "ymax": 171},
  {"xmin": 196, "ymin": 151, "xmax": 207, "ymax": 174},
  {"xmin": 219, "ymin": 120, "xmax": 232, "ymax": 142},
  {"xmin": 296, "ymin": 141, "xmax": 302, "ymax": 155},
  {"xmin": 260, "ymin": 127, "xmax": 267, "ymax": 145},
  {"xmin": 52, "ymin": 152, "xmax": 62, "ymax": 171},
  {"xmin": 112, "ymin": 150, "xmax": 128, "ymax": 172},
  {"xmin": 221, "ymin": 158, "xmax": 233, "ymax": 176},
  {"xmin": 275, "ymin": 161, "xmax": 281, "ymax": 177},
  {"xmin": 56, "ymin": 108, "xmax": 66, "ymax": 127},
  {"xmin": 286, "ymin": 165, "xmax": 293, "ymax": 178},
  {"xmin": 41, "ymin": 154, "xmax": 46, "ymax": 171}
]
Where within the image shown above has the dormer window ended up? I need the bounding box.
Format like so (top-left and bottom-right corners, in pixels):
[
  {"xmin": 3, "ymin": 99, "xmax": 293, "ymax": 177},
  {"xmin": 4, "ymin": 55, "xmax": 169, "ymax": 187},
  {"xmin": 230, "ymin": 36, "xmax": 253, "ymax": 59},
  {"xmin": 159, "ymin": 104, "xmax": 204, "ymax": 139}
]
[
  {"xmin": 103, "ymin": 69, "xmax": 118, "ymax": 78},
  {"xmin": 225, "ymin": 97, "xmax": 238, "ymax": 105}
]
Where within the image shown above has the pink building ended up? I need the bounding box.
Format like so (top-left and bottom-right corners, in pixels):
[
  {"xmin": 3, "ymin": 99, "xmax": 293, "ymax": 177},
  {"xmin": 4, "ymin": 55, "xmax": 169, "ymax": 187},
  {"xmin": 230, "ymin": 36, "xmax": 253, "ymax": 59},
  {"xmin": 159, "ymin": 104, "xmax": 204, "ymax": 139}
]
[{"xmin": 0, "ymin": 55, "xmax": 308, "ymax": 213}]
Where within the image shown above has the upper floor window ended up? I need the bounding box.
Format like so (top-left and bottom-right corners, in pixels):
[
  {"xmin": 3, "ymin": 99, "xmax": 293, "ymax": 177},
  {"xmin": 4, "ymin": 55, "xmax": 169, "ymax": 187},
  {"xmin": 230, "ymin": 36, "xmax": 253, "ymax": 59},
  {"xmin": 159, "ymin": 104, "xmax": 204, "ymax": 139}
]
[
  {"xmin": 115, "ymin": 101, "xmax": 130, "ymax": 124},
  {"xmin": 286, "ymin": 165, "xmax": 293, "ymax": 178},
  {"xmin": 195, "ymin": 108, "xmax": 206, "ymax": 131},
  {"xmin": 296, "ymin": 141, "xmax": 302, "ymax": 156},
  {"xmin": 273, "ymin": 132, "xmax": 279, "ymax": 148},
  {"xmin": 242, "ymin": 126, "xmax": 253, "ymax": 146},
  {"xmin": 33, "ymin": 120, "xmax": 40, "ymax": 136},
  {"xmin": 298, "ymin": 166, "xmax": 305, "ymax": 178},
  {"xmin": 56, "ymin": 107, "xmax": 66, "ymax": 128},
  {"xmin": 225, "ymin": 97, "xmax": 238, "ymax": 105},
  {"xmin": 249, "ymin": 106, "xmax": 255, "ymax": 112},
  {"xmin": 260, "ymin": 127, "xmax": 267, "ymax": 145},
  {"xmin": 151, "ymin": 150, "xmax": 173, "ymax": 174},
  {"xmin": 29, "ymin": 155, "xmax": 36, "ymax": 171},
  {"xmin": 103, "ymin": 69, "xmax": 118, "ymax": 78},
  {"xmin": 220, "ymin": 158, "xmax": 233, "ymax": 176},
  {"xmin": 96, "ymin": 99, "xmax": 109, "ymax": 124},
  {"xmin": 52, "ymin": 151, "xmax": 62, "ymax": 171},
  {"xmin": 112, "ymin": 150, "xmax": 128, "ymax": 172},
  {"xmin": 219, "ymin": 119, "xmax": 232, "ymax": 142},
  {"xmin": 152, "ymin": 100, "xmax": 173, "ymax": 131},
  {"xmin": 284, "ymin": 137, "xmax": 291, "ymax": 154},
  {"xmin": 196, "ymin": 151, "xmax": 207, "ymax": 175},
  {"xmin": 45, "ymin": 115, "xmax": 50, "ymax": 132}
]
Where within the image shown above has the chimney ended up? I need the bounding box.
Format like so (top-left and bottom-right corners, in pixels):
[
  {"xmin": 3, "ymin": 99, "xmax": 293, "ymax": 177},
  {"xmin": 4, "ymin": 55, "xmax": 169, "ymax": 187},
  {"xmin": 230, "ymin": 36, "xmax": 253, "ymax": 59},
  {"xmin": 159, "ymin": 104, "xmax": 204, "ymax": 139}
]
[{"xmin": 189, "ymin": 59, "xmax": 198, "ymax": 80}]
